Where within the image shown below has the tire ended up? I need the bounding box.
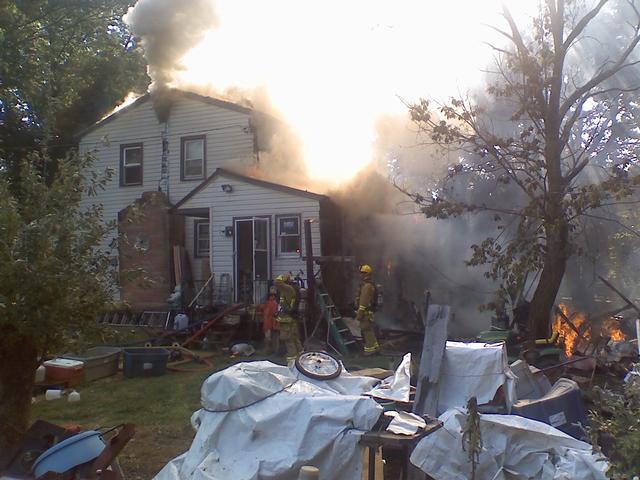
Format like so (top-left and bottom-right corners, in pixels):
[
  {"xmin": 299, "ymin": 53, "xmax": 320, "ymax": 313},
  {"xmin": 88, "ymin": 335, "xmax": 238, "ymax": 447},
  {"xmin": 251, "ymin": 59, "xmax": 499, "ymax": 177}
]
[{"xmin": 295, "ymin": 351, "xmax": 342, "ymax": 380}]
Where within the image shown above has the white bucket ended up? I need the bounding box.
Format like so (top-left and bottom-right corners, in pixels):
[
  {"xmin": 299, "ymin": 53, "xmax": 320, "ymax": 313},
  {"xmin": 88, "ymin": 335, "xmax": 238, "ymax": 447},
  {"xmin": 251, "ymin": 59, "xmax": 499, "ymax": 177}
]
[
  {"xmin": 68, "ymin": 390, "xmax": 81, "ymax": 403},
  {"xmin": 45, "ymin": 389, "xmax": 62, "ymax": 401},
  {"xmin": 35, "ymin": 365, "xmax": 46, "ymax": 383},
  {"xmin": 298, "ymin": 466, "xmax": 320, "ymax": 479}
]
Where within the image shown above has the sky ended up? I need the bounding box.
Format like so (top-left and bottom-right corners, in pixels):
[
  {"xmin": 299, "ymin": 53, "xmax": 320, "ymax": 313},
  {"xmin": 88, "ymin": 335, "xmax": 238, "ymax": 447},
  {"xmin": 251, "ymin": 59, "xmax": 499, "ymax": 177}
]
[{"xmin": 128, "ymin": 0, "xmax": 541, "ymax": 181}]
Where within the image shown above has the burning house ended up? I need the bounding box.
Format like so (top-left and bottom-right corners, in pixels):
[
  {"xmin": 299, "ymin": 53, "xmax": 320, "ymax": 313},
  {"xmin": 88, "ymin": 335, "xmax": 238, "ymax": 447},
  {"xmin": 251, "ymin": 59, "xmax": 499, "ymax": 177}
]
[{"xmin": 78, "ymin": 89, "xmax": 341, "ymax": 309}]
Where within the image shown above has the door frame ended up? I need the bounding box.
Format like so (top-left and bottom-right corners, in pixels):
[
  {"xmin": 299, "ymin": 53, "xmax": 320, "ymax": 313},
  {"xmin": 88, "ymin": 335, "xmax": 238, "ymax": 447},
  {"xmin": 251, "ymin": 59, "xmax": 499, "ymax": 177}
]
[{"xmin": 232, "ymin": 215, "xmax": 272, "ymax": 302}]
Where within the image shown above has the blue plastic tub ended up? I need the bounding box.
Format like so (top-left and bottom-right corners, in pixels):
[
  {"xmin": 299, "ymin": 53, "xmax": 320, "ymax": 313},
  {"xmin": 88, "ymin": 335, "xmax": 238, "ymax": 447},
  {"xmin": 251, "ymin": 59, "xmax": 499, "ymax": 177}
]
[
  {"xmin": 511, "ymin": 378, "xmax": 588, "ymax": 439},
  {"xmin": 32, "ymin": 430, "xmax": 105, "ymax": 477},
  {"xmin": 123, "ymin": 348, "xmax": 169, "ymax": 378}
]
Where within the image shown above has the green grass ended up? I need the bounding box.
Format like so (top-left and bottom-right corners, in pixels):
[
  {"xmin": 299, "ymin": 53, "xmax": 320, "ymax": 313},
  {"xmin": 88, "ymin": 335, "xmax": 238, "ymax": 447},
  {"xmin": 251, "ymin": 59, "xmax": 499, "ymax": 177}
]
[{"xmin": 32, "ymin": 360, "xmax": 222, "ymax": 479}]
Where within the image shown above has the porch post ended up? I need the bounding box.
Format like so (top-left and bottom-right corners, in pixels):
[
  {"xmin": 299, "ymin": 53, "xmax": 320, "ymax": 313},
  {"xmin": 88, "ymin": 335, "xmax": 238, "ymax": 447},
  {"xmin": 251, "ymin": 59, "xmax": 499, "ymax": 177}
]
[{"xmin": 304, "ymin": 219, "xmax": 316, "ymax": 340}]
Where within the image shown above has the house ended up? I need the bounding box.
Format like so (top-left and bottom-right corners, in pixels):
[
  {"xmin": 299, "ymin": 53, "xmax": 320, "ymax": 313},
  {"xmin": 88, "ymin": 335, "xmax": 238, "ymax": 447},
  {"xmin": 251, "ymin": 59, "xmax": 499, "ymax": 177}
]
[{"xmin": 78, "ymin": 89, "xmax": 340, "ymax": 310}]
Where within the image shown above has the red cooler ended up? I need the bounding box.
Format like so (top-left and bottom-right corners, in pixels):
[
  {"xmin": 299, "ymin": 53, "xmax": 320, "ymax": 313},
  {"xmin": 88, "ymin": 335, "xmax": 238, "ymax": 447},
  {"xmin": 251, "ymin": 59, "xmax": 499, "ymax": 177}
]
[{"xmin": 43, "ymin": 358, "xmax": 85, "ymax": 386}]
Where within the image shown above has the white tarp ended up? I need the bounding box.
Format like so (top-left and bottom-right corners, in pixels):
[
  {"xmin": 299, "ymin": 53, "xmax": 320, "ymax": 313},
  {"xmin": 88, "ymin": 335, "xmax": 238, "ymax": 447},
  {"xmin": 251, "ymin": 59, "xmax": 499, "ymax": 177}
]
[
  {"xmin": 436, "ymin": 341, "xmax": 516, "ymax": 414},
  {"xmin": 410, "ymin": 408, "xmax": 608, "ymax": 480},
  {"xmin": 367, "ymin": 352, "xmax": 412, "ymax": 402},
  {"xmin": 154, "ymin": 361, "xmax": 382, "ymax": 480},
  {"xmin": 385, "ymin": 410, "xmax": 426, "ymax": 435},
  {"xmin": 290, "ymin": 362, "xmax": 380, "ymax": 395}
]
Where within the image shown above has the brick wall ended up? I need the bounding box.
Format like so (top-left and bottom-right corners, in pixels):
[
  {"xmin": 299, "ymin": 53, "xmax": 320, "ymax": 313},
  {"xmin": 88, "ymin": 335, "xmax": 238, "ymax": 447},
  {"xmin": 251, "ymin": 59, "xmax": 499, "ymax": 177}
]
[{"xmin": 119, "ymin": 191, "xmax": 180, "ymax": 310}]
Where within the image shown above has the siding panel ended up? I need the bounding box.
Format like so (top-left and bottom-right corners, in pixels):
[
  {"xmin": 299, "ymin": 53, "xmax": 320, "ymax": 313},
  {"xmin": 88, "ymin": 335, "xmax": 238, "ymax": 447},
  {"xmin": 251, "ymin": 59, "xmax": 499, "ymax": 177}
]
[
  {"xmin": 166, "ymin": 97, "xmax": 255, "ymax": 204},
  {"xmin": 78, "ymin": 95, "xmax": 258, "ymax": 298},
  {"xmin": 179, "ymin": 173, "xmax": 322, "ymax": 295}
]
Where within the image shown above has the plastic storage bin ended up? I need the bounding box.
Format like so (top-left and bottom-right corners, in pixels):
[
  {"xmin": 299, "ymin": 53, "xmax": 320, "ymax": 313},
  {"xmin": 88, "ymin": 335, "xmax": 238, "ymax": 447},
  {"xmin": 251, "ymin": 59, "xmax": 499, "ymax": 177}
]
[
  {"xmin": 511, "ymin": 378, "xmax": 588, "ymax": 439},
  {"xmin": 63, "ymin": 347, "xmax": 121, "ymax": 383},
  {"xmin": 123, "ymin": 348, "xmax": 169, "ymax": 378},
  {"xmin": 43, "ymin": 359, "xmax": 84, "ymax": 387}
]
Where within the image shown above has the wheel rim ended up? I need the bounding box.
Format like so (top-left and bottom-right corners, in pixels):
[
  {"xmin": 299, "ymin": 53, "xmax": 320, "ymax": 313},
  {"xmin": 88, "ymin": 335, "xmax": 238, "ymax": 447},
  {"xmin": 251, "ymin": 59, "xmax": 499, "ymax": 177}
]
[{"xmin": 297, "ymin": 352, "xmax": 340, "ymax": 377}]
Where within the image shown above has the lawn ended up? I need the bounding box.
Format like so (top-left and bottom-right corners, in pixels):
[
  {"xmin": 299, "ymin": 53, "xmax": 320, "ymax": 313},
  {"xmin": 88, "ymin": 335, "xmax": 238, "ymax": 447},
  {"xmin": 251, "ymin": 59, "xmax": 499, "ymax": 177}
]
[
  {"xmin": 32, "ymin": 365, "xmax": 212, "ymax": 479},
  {"xmin": 31, "ymin": 352, "xmax": 395, "ymax": 479}
]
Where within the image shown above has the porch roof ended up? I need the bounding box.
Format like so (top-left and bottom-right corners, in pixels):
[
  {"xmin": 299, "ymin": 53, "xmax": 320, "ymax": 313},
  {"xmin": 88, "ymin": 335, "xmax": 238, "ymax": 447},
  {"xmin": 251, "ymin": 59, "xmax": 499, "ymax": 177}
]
[{"xmin": 171, "ymin": 167, "xmax": 328, "ymax": 213}]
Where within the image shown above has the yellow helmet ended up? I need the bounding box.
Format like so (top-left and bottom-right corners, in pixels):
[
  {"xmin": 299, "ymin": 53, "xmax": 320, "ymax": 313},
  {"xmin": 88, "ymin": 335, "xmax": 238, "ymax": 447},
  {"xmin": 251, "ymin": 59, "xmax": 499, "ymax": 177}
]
[
  {"xmin": 359, "ymin": 264, "xmax": 373, "ymax": 275},
  {"xmin": 275, "ymin": 274, "xmax": 290, "ymax": 282}
]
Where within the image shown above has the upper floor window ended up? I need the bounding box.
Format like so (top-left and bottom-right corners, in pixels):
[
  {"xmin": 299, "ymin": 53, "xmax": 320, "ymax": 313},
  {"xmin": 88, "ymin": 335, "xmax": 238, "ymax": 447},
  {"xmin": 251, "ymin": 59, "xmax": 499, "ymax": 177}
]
[
  {"xmin": 277, "ymin": 215, "xmax": 301, "ymax": 256},
  {"xmin": 181, "ymin": 135, "xmax": 206, "ymax": 181},
  {"xmin": 120, "ymin": 143, "xmax": 143, "ymax": 186},
  {"xmin": 194, "ymin": 220, "xmax": 210, "ymax": 257}
]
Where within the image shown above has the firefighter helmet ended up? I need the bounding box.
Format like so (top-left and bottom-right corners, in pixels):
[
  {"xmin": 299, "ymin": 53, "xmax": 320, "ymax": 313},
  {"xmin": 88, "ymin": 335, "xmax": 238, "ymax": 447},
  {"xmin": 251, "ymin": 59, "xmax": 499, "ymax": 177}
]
[
  {"xmin": 275, "ymin": 273, "xmax": 290, "ymax": 282},
  {"xmin": 359, "ymin": 264, "xmax": 373, "ymax": 275}
]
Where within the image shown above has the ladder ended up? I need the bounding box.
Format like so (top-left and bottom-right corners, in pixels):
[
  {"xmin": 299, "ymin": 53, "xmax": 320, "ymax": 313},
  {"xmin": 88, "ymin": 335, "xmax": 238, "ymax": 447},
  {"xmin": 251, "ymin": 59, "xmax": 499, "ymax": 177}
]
[
  {"xmin": 139, "ymin": 311, "xmax": 171, "ymax": 329},
  {"xmin": 316, "ymin": 284, "xmax": 357, "ymax": 355},
  {"xmin": 98, "ymin": 310, "xmax": 134, "ymax": 326}
]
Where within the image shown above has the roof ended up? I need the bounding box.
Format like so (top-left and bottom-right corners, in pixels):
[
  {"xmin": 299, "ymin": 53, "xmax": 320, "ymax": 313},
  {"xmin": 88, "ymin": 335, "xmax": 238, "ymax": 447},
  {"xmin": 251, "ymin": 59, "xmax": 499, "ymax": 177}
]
[
  {"xmin": 76, "ymin": 89, "xmax": 254, "ymax": 141},
  {"xmin": 172, "ymin": 168, "xmax": 328, "ymax": 211}
]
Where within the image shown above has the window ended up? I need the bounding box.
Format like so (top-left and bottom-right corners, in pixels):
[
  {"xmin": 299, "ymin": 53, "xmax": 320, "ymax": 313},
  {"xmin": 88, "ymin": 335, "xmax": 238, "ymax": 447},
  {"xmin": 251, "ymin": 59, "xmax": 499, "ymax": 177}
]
[
  {"xmin": 120, "ymin": 143, "xmax": 143, "ymax": 186},
  {"xmin": 194, "ymin": 220, "xmax": 210, "ymax": 257},
  {"xmin": 277, "ymin": 215, "xmax": 301, "ymax": 255},
  {"xmin": 181, "ymin": 135, "xmax": 206, "ymax": 180}
]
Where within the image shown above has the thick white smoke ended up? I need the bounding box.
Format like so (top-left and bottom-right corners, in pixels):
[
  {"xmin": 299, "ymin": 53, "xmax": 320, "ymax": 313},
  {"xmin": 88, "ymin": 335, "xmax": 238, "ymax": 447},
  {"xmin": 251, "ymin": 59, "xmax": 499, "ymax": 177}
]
[{"xmin": 124, "ymin": 0, "xmax": 218, "ymax": 90}]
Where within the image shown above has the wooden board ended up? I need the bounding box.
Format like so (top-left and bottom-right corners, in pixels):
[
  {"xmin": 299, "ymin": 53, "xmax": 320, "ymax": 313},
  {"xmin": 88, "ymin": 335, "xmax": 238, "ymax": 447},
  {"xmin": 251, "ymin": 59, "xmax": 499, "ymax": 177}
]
[{"xmin": 413, "ymin": 305, "xmax": 449, "ymax": 416}]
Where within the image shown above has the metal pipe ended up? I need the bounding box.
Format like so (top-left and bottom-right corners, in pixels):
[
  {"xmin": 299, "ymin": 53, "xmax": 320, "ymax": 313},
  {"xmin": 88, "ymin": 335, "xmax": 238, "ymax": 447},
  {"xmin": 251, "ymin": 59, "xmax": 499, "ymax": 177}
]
[
  {"xmin": 636, "ymin": 318, "xmax": 640, "ymax": 357},
  {"xmin": 304, "ymin": 219, "xmax": 315, "ymax": 339}
]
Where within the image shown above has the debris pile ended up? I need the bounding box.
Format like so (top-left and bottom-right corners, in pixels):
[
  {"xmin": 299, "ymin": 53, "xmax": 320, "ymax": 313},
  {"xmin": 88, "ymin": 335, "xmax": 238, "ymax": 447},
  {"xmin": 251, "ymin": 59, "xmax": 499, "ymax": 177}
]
[
  {"xmin": 410, "ymin": 409, "xmax": 608, "ymax": 479},
  {"xmin": 154, "ymin": 361, "xmax": 383, "ymax": 480}
]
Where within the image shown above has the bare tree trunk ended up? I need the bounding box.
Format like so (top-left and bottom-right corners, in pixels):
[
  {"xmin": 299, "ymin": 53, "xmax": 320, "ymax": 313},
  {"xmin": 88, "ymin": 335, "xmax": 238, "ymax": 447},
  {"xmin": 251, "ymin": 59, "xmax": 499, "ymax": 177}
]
[
  {"xmin": 528, "ymin": 218, "xmax": 569, "ymax": 343},
  {"xmin": 0, "ymin": 331, "xmax": 38, "ymax": 456}
]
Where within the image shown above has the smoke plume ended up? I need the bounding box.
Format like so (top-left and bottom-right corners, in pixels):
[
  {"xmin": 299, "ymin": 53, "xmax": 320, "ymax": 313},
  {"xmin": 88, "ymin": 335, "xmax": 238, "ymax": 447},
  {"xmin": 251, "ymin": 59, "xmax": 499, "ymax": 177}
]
[{"xmin": 124, "ymin": 0, "xmax": 218, "ymax": 90}]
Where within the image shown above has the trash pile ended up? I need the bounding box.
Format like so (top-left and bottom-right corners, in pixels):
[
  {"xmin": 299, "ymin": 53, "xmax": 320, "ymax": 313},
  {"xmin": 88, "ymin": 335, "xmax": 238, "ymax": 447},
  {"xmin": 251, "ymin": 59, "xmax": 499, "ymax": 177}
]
[
  {"xmin": 154, "ymin": 360, "xmax": 383, "ymax": 480},
  {"xmin": 151, "ymin": 336, "xmax": 630, "ymax": 480},
  {"xmin": 411, "ymin": 410, "xmax": 608, "ymax": 479}
]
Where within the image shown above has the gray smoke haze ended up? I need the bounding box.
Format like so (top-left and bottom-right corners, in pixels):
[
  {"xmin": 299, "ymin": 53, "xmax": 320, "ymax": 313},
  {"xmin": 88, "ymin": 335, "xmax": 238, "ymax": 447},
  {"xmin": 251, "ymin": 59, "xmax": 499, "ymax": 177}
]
[
  {"xmin": 327, "ymin": 115, "xmax": 501, "ymax": 336},
  {"xmin": 121, "ymin": 0, "xmax": 640, "ymax": 334},
  {"xmin": 124, "ymin": 0, "xmax": 218, "ymax": 90}
]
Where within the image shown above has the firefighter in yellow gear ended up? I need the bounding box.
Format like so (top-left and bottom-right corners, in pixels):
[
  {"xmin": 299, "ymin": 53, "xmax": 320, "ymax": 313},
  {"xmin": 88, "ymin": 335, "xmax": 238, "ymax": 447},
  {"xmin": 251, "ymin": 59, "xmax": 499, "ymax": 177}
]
[
  {"xmin": 274, "ymin": 274, "xmax": 303, "ymax": 361},
  {"xmin": 356, "ymin": 264, "xmax": 379, "ymax": 355}
]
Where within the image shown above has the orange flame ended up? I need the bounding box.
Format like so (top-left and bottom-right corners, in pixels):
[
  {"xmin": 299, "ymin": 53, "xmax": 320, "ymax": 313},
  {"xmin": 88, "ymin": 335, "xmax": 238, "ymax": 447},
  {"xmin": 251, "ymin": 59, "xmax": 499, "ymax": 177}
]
[
  {"xmin": 553, "ymin": 304, "xmax": 590, "ymax": 357},
  {"xmin": 602, "ymin": 317, "xmax": 626, "ymax": 342}
]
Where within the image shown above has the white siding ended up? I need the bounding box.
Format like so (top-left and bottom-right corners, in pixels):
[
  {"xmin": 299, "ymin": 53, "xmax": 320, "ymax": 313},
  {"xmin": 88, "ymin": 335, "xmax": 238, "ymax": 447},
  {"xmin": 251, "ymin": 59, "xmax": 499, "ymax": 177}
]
[
  {"xmin": 184, "ymin": 216, "xmax": 210, "ymax": 282},
  {"xmin": 179, "ymin": 173, "xmax": 322, "ymax": 290},
  {"xmin": 78, "ymin": 94, "xmax": 258, "ymax": 291},
  {"xmin": 166, "ymin": 97, "xmax": 255, "ymax": 204},
  {"xmin": 79, "ymin": 99, "xmax": 164, "ymax": 255}
]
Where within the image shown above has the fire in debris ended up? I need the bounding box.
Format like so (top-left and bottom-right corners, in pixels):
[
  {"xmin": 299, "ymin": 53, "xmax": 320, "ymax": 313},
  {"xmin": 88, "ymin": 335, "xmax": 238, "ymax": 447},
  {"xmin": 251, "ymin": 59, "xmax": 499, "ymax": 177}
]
[
  {"xmin": 553, "ymin": 304, "xmax": 628, "ymax": 357},
  {"xmin": 553, "ymin": 304, "xmax": 590, "ymax": 357},
  {"xmin": 601, "ymin": 317, "xmax": 626, "ymax": 342}
]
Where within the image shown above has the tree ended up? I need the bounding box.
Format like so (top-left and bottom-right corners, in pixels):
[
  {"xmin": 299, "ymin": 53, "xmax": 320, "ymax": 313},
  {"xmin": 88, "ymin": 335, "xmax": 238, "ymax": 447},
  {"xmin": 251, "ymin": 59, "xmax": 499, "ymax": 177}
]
[
  {"xmin": 0, "ymin": 0, "xmax": 149, "ymax": 453},
  {"xmin": 0, "ymin": 153, "xmax": 116, "ymax": 453},
  {"xmin": 0, "ymin": 0, "xmax": 149, "ymax": 183},
  {"xmin": 405, "ymin": 0, "xmax": 640, "ymax": 341}
]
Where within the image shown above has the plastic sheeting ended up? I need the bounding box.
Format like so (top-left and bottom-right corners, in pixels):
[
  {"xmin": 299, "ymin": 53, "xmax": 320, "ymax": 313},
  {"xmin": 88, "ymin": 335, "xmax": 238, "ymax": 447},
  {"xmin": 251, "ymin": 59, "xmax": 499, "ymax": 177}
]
[
  {"xmin": 367, "ymin": 352, "xmax": 412, "ymax": 402},
  {"xmin": 410, "ymin": 408, "xmax": 608, "ymax": 480},
  {"xmin": 385, "ymin": 410, "xmax": 426, "ymax": 435},
  {"xmin": 154, "ymin": 361, "xmax": 382, "ymax": 480},
  {"xmin": 436, "ymin": 342, "xmax": 516, "ymax": 414},
  {"xmin": 291, "ymin": 362, "xmax": 380, "ymax": 396}
]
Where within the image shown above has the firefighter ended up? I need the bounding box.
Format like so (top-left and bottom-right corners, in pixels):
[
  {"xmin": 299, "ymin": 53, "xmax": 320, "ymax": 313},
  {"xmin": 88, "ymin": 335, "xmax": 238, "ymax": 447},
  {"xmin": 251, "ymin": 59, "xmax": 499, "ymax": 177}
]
[
  {"xmin": 274, "ymin": 274, "xmax": 303, "ymax": 361},
  {"xmin": 257, "ymin": 291, "xmax": 279, "ymax": 354},
  {"xmin": 356, "ymin": 264, "xmax": 380, "ymax": 355}
]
